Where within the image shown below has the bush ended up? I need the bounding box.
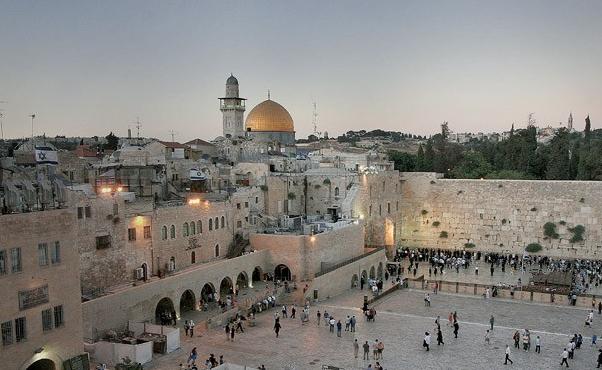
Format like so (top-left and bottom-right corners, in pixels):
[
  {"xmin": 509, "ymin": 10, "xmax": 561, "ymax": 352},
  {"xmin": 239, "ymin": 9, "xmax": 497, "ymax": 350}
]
[
  {"xmin": 559, "ymin": 220, "xmax": 566, "ymax": 225},
  {"xmin": 569, "ymin": 225, "xmax": 585, "ymax": 243},
  {"xmin": 287, "ymin": 192, "xmax": 296, "ymax": 200},
  {"xmin": 543, "ymin": 222, "xmax": 559, "ymax": 239},
  {"xmin": 530, "ymin": 207, "xmax": 537, "ymax": 212},
  {"xmin": 314, "ymin": 184, "xmax": 321, "ymax": 189},
  {"xmin": 501, "ymin": 219, "xmax": 507, "ymax": 225},
  {"xmin": 579, "ymin": 198, "xmax": 585, "ymax": 203},
  {"xmin": 432, "ymin": 221, "xmax": 440, "ymax": 227},
  {"xmin": 464, "ymin": 243, "xmax": 475, "ymax": 248},
  {"xmin": 430, "ymin": 180, "xmax": 436, "ymax": 184},
  {"xmin": 323, "ymin": 178, "xmax": 331, "ymax": 185},
  {"xmin": 439, "ymin": 231, "xmax": 448, "ymax": 238},
  {"xmin": 260, "ymin": 185, "xmax": 268, "ymax": 191},
  {"xmin": 421, "ymin": 209, "xmax": 428, "ymax": 215},
  {"xmin": 525, "ymin": 243, "xmax": 543, "ymax": 253}
]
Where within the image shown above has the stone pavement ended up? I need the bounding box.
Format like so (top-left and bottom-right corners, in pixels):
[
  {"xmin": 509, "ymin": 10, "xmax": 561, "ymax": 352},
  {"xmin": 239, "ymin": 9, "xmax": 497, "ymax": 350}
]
[{"xmin": 147, "ymin": 286, "xmax": 602, "ymax": 369}]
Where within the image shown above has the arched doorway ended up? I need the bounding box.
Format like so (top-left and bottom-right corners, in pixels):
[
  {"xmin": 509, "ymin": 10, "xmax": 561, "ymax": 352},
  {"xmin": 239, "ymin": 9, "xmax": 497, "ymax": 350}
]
[
  {"xmin": 26, "ymin": 359, "xmax": 56, "ymax": 370},
  {"xmin": 155, "ymin": 297, "xmax": 175, "ymax": 325},
  {"xmin": 252, "ymin": 266, "xmax": 263, "ymax": 283},
  {"xmin": 274, "ymin": 264, "xmax": 292, "ymax": 281},
  {"xmin": 377, "ymin": 262, "xmax": 384, "ymax": 280},
  {"xmin": 179, "ymin": 289, "xmax": 196, "ymax": 313},
  {"xmin": 201, "ymin": 283, "xmax": 215, "ymax": 303},
  {"xmin": 220, "ymin": 277, "xmax": 233, "ymax": 297},
  {"xmin": 351, "ymin": 274, "xmax": 359, "ymax": 289},
  {"xmin": 236, "ymin": 272, "xmax": 249, "ymax": 291},
  {"xmin": 369, "ymin": 266, "xmax": 376, "ymax": 279}
]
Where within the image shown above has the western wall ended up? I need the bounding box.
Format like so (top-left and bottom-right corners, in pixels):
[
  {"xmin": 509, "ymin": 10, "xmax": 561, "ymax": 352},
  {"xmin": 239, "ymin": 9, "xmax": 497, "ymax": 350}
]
[{"xmin": 399, "ymin": 172, "xmax": 602, "ymax": 258}]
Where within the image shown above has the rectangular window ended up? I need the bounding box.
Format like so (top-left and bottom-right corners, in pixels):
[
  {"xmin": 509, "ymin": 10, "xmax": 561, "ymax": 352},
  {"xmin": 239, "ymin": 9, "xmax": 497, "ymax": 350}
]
[
  {"xmin": 42, "ymin": 309, "xmax": 53, "ymax": 331},
  {"xmin": 0, "ymin": 250, "xmax": 6, "ymax": 275},
  {"xmin": 77, "ymin": 207, "xmax": 83, "ymax": 219},
  {"xmin": 54, "ymin": 305, "xmax": 64, "ymax": 328},
  {"xmin": 255, "ymin": 197, "xmax": 259, "ymax": 204},
  {"xmin": 245, "ymin": 202, "xmax": 249, "ymax": 208},
  {"xmin": 113, "ymin": 203, "xmax": 119, "ymax": 215},
  {"xmin": 10, "ymin": 248, "xmax": 21, "ymax": 273},
  {"xmin": 396, "ymin": 201, "xmax": 399, "ymax": 211},
  {"xmin": 96, "ymin": 235, "xmax": 111, "ymax": 249},
  {"xmin": 143, "ymin": 226, "xmax": 151, "ymax": 239},
  {"xmin": 128, "ymin": 228, "xmax": 136, "ymax": 241},
  {"xmin": 38, "ymin": 243, "xmax": 48, "ymax": 266},
  {"xmin": 15, "ymin": 317, "xmax": 26, "ymax": 342},
  {"xmin": 245, "ymin": 216, "xmax": 249, "ymax": 223},
  {"xmin": 85, "ymin": 206, "xmax": 91, "ymax": 218},
  {"xmin": 51, "ymin": 242, "xmax": 61, "ymax": 264},
  {"xmin": 237, "ymin": 203, "xmax": 241, "ymax": 209},
  {"xmin": 379, "ymin": 205, "xmax": 382, "ymax": 216},
  {"xmin": 387, "ymin": 202, "xmax": 391, "ymax": 214},
  {"xmin": 1, "ymin": 321, "xmax": 12, "ymax": 346},
  {"xmin": 237, "ymin": 220, "xmax": 242, "ymax": 228}
]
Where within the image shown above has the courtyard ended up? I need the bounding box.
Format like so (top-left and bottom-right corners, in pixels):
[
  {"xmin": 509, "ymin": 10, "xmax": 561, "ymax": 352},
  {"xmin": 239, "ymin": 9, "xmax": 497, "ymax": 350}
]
[{"xmin": 148, "ymin": 287, "xmax": 602, "ymax": 370}]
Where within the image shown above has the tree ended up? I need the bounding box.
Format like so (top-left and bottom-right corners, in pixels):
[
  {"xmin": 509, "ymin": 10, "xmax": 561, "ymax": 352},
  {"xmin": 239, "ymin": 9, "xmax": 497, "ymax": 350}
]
[
  {"xmin": 450, "ymin": 151, "xmax": 493, "ymax": 179},
  {"xmin": 105, "ymin": 131, "xmax": 119, "ymax": 150},
  {"xmin": 388, "ymin": 151, "xmax": 416, "ymax": 172},
  {"xmin": 585, "ymin": 115, "xmax": 591, "ymax": 138},
  {"xmin": 423, "ymin": 140, "xmax": 435, "ymax": 171},
  {"xmin": 415, "ymin": 144, "xmax": 425, "ymax": 171},
  {"xmin": 545, "ymin": 129, "xmax": 570, "ymax": 179}
]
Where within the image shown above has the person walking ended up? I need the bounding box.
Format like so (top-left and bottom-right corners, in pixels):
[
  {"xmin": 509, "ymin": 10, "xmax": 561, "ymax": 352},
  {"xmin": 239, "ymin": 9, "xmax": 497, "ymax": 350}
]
[
  {"xmin": 353, "ymin": 339, "xmax": 359, "ymax": 358},
  {"xmin": 363, "ymin": 341, "xmax": 370, "ymax": 360},
  {"xmin": 274, "ymin": 319, "xmax": 281, "ymax": 338},
  {"xmin": 189, "ymin": 319, "xmax": 195, "ymax": 337},
  {"xmin": 377, "ymin": 339, "xmax": 384, "ymax": 359},
  {"xmin": 597, "ymin": 349, "xmax": 602, "ymax": 368},
  {"xmin": 561, "ymin": 348, "xmax": 569, "ymax": 367},
  {"xmin": 490, "ymin": 315, "xmax": 495, "ymax": 331},
  {"xmin": 230, "ymin": 325, "xmax": 235, "ymax": 342},
  {"xmin": 535, "ymin": 336, "xmax": 541, "ymax": 353},
  {"xmin": 504, "ymin": 345, "xmax": 513, "ymax": 365},
  {"xmin": 225, "ymin": 323, "xmax": 230, "ymax": 340},
  {"xmin": 453, "ymin": 321, "xmax": 459, "ymax": 338},
  {"xmin": 291, "ymin": 305, "xmax": 296, "ymax": 319},
  {"xmin": 485, "ymin": 330, "xmax": 491, "ymax": 345},
  {"xmin": 448, "ymin": 312, "xmax": 453, "ymax": 327},
  {"xmin": 350, "ymin": 315, "xmax": 357, "ymax": 332},
  {"xmin": 423, "ymin": 332, "xmax": 431, "ymax": 351},
  {"xmin": 437, "ymin": 328, "xmax": 444, "ymax": 346},
  {"xmin": 513, "ymin": 331, "xmax": 520, "ymax": 349}
]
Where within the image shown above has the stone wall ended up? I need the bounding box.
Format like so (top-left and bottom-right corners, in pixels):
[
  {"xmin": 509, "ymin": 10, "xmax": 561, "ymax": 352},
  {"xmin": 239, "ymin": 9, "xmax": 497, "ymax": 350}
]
[{"xmin": 399, "ymin": 172, "xmax": 602, "ymax": 258}]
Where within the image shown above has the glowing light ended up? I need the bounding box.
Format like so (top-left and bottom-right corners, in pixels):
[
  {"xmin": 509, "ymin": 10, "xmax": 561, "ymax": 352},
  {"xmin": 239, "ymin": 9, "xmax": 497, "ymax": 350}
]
[
  {"xmin": 310, "ymin": 236, "xmax": 316, "ymax": 242},
  {"xmin": 100, "ymin": 187, "xmax": 112, "ymax": 193},
  {"xmin": 116, "ymin": 186, "xmax": 123, "ymax": 192},
  {"xmin": 359, "ymin": 214, "xmax": 365, "ymax": 220},
  {"xmin": 135, "ymin": 216, "xmax": 144, "ymax": 225},
  {"xmin": 188, "ymin": 198, "xmax": 201, "ymax": 205}
]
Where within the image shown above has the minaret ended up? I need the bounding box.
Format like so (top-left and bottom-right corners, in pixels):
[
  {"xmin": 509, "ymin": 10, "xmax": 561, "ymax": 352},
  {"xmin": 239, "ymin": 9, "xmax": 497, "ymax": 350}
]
[
  {"xmin": 568, "ymin": 112, "xmax": 573, "ymax": 131},
  {"xmin": 219, "ymin": 74, "xmax": 246, "ymax": 138}
]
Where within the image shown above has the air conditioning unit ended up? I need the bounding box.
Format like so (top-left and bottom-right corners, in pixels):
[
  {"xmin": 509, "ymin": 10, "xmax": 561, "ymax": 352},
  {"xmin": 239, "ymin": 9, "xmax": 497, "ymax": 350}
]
[{"xmin": 134, "ymin": 268, "xmax": 144, "ymax": 280}]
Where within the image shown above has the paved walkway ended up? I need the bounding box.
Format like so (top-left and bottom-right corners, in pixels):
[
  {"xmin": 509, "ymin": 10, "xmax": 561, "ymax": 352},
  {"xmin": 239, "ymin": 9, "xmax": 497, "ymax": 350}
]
[{"xmin": 147, "ymin": 287, "xmax": 602, "ymax": 369}]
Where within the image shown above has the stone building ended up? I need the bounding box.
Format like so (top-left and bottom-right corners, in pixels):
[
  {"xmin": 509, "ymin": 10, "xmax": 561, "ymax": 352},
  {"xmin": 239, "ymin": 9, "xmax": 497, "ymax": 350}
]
[{"xmin": 0, "ymin": 208, "xmax": 86, "ymax": 370}]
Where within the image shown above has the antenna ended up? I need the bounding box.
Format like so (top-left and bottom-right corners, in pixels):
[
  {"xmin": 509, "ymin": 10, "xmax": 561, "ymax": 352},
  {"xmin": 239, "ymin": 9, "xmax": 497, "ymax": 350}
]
[
  {"xmin": 168, "ymin": 130, "xmax": 176, "ymax": 142},
  {"xmin": 132, "ymin": 117, "xmax": 142, "ymax": 138},
  {"xmin": 312, "ymin": 102, "xmax": 321, "ymax": 138},
  {"xmin": 0, "ymin": 101, "xmax": 6, "ymax": 140}
]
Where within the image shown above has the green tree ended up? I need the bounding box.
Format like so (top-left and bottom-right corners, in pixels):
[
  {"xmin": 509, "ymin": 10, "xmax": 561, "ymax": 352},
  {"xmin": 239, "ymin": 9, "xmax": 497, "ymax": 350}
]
[
  {"xmin": 388, "ymin": 151, "xmax": 417, "ymax": 172},
  {"xmin": 415, "ymin": 144, "xmax": 425, "ymax": 171},
  {"xmin": 450, "ymin": 151, "xmax": 493, "ymax": 179},
  {"xmin": 105, "ymin": 131, "xmax": 119, "ymax": 150}
]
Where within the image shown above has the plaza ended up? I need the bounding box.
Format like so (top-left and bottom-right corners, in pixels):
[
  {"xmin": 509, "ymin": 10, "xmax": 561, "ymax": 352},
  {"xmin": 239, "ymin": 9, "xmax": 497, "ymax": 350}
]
[{"xmin": 147, "ymin": 287, "xmax": 602, "ymax": 370}]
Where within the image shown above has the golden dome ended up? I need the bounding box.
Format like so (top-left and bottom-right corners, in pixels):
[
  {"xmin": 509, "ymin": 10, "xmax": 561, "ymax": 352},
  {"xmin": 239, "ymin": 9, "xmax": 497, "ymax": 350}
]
[{"xmin": 245, "ymin": 99, "xmax": 294, "ymax": 133}]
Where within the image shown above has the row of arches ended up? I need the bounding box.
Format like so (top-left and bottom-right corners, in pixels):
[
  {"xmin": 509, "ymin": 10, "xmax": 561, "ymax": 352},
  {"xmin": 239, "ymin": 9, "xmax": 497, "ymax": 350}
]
[
  {"xmin": 160, "ymin": 216, "xmax": 227, "ymax": 240},
  {"xmin": 350, "ymin": 262, "xmax": 384, "ymax": 288},
  {"xmin": 154, "ymin": 264, "xmax": 292, "ymax": 323}
]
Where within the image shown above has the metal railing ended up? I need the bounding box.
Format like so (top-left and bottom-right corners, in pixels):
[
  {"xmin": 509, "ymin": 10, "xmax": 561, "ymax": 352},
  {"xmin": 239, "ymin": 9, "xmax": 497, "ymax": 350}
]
[{"xmin": 315, "ymin": 246, "xmax": 385, "ymax": 278}]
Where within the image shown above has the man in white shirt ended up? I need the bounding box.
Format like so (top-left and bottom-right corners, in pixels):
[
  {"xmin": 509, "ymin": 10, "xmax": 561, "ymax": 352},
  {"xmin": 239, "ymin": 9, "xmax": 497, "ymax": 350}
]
[
  {"xmin": 504, "ymin": 345, "xmax": 513, "ymax": 365},
  {"xmin": 561, "ymin": 348, "xmax": 569, "ymax": 367},
  {"xmin": 423, "ymin": 332, "xmax": 431, "ymax": 351}
]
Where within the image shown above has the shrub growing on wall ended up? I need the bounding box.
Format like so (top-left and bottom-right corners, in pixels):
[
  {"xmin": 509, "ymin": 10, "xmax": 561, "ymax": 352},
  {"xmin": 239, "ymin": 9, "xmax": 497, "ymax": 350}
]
[
  {"xmin": 421, "ymin": 209, "xmax": 428, "ymax": 215},
  {"xmin": 543, "ymin": 222, "xmax": 559, "ymax": 239},
  {"xmin": 260, "ymin": 185, "xmax": 268, "ymax": 191},
  {"xmin": 569, "ymin": 225, "xmax": 585, "ymax": 243},
  {"xmin": 464, "ymin": 243, "xmax": 475, "ymax": 248},
  {"xmin": 432, "ymin": 221, "xmax": 440, "ymax": 227},
  {"xmin": 439, "ymin": 231, "xmax": 448, "ymax": 238},
  {"xmin": 525, "ymin": 243, "xmax": 543, "ymax": 253},
  {"xmin": 287, "ymin": 192, "xmax": 296, "ymax": 200}
]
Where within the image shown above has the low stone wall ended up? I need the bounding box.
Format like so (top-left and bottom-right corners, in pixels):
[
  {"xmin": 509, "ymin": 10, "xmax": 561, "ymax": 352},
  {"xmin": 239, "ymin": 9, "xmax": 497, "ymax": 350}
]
[{"xmin": 408, "ymin": 278, "xmax": 598, "ymax": 308}]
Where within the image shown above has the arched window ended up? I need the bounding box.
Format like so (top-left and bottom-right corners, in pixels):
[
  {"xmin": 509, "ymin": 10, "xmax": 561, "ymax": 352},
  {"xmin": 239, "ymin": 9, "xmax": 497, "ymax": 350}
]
[
  {"xmin": 198, "ymin": 220, "xmax": 202, "ymax": 233},
  {"xmin": 221, "ymin": 216, "xmax": 225, "ymax": 229},
  {"xmin": 209, "ymin": 218, "xmax": 213, "ymax": 231},
  {"xmin": 215, "ymin": 217, "xmax": 219, "ymax": 229},
  {"xmin": 215, "ymin": 244, "xmax": 220, "ymax": 257},
  {"xmin": 183, "ymin": 222, "xmax": 189, "ymax": 237},
  {"xmin": 334, "ymin": 187, "xmax": 340, "ymax": 196},
  {"xmin": 169, "ymin": 256, "xmax": 176, "ymax": 271},
  {"xmin": 190, "ymin": 221, "xmax": 196, "ymax": 235},
  {"xmin": 161, "ymin": 226, "xmax": 167, "ymax": 240},
  {"xmin": 170, "ymin": 225, "xmax": 176, "ymax": 239},
  {"xmin": 191, "ymin": 251, "xmax": 196, "ymax": 264}
]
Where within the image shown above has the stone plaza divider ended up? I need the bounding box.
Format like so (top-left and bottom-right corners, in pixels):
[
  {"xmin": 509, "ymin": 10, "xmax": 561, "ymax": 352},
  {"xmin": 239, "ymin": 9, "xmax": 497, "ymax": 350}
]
[{"xmin": 406, "ymin": 276, "xmax": 596, "ymax": 308}]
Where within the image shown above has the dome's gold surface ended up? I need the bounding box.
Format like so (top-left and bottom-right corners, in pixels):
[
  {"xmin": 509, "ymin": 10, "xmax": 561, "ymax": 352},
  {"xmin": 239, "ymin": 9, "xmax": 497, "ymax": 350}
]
[{"xmin": 245, "ymin": 99, "xmax": 294, "ymax": 133}]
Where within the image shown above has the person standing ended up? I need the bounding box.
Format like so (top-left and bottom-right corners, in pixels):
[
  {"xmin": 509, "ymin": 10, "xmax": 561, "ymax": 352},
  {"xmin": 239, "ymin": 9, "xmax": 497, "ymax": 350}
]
[
  {"xmin": 597, "ymin": 349, "xmax": 602, "ymax": 368},
  {"xmin": 336, "ymin": 320, "xmax": 342, "ymax": 337},
  {"xmin": 329, "ymin": 317, "xmax": 336, "ymax": 333},
  {"xmin": 437, "ymin": 328, "xmax": 444, "ymax": 346},
  {"xmin": 350, "ymin": 315, "xmax": 357, "ymax": 332},
  {"xmin": 504, "ymin": 345, "xmax": 513, "ymax": 365},
  {"xmin": 485, "ymin": 330, "xmax": 491, "ymax": 345},
  {"xmin": 423, "ymin": 332, "xmax": 431, "ymax": 351},
  {"xmin": 225, "ymin": 323, "xmax": 230, "ymax": 340},
  {"xmin": 535, "ymin": 336, "xmax": 541, "ymax": 353},
  {"xmin": 230, "ymin": 325, "xmax": 235, "ymax": 342},
  {"xmin": 363, "ymin": 341, "xmax": 370, "ymax": 360},
  {"xmin": 274, "ymin": 319, "xmax": 281, "ymax": 338},
  {"xmin": 184, "ymin": 320, "xmax": 190, "ymax": 337},
  {"xmin": 453, "ymin": 321, "xmax": 459, "ymax": 338},
  {"xmin": 353, "ymin": 339, "xmax": 359, "ymax": 358},
  {"xmin": 490, "ymin": 315, "xmax": 495, "ymax": 331},
  {"xmin": 345, "ymin": 316, "xmax": 350, "ymax": 331},
  {"xmin": 513, "ymin": 331, "xmax": 520, "ymax": 349},
  {"xmin": 598, "ymin": 301, "xmax": 602, "ymax": 315},
  {"xmin": 561, "ymin": 348, "xmax": 569, "ymax": 367},
  {"xmin": 317, "ymin": 310, "xmax": 321, "ymax": 326},
  {"xmin": 377, "ymin": 339, "xmax": 384, "ymax": 359},
  {"xmin": 291, "ymin": 305, "xmax": 296, "ymax": 319}
]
